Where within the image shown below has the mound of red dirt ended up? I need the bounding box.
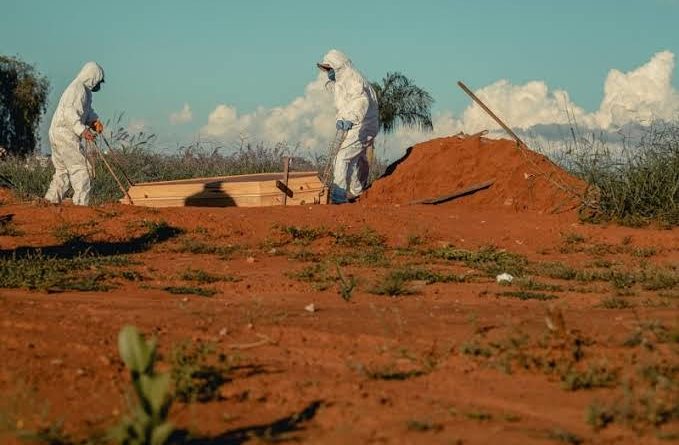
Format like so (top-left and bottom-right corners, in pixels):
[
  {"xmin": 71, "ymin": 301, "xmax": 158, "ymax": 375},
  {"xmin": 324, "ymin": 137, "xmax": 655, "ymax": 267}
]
[{"xmin": 362, "ymin": 134, "xmax": 585, "ymax": 213}]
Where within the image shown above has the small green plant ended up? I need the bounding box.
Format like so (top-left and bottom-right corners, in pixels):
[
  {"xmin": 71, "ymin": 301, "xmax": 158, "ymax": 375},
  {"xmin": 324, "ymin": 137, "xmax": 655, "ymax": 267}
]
[
  {"xmin": 632, "ymin": 247, "xmax": 658, "ymax": 258},
  {"xmin": 179, "ymin": 268, "xmax": 238, "ymax": 284},
  {"xmin": 332, "ymin": 247, "xmax": 390, "ymax": 267},
  {"xmin": 332, "ymin": 227, "xmax": 386, "ymax": 248},
  {"xmin": 0, "ymin": 253, "xmax": 128, "ymax": 291},
  {"xmin": 517, "ymin": 278, "xmax": 563, "ymax": 292},
  {"xmin": 585, "ymin": 402, "xmax": 615, "ymax": 431},
  {"xmin": 281, "ymin": 225, "xmax": 327, "ymax": 243},
  {"xmin": 163, "ymin": 286, "xmax": 217, "ymax": 298},
  {"xmin": 110, "ymin": 326, "xmax": 173, "ymax": 445},
  {"xmin": 174, "ymin": 238, "xmax": 238, "ymax": 258},
  {"xmin": 336, "ymin": 266, "xmax": 357, "ymax": 302},
  {"xmin": 431, "ymin": 245, "xmax": 527, "ymax": 277},
  {"xmin": 561, "ymin": 362, "xmax": 619, "ymax": 391},
  {"xmin": 390, "ymin": 267, "xmax": 470, "ymax": 284},
  {"xmin": 497, "ymin": 291, "xmax": 558, "ymax": 301},
  {"xmin": 533, "ymin": 262, "xmax": 578, "ymax": 280},
  {"xmin": 641, "ymin": 268, "xmax": 679, "ymax": 291},
  {"xmin": 0, "ymin": 221, "xmax": 22, "ymax": 236},
  {"xmin": 562, "ymin": 232, "xmax": 586, "ymax": 245},
  {"xmin": 548, "ymin": 428, "xmax": 583, "ymax": 445},
  {"xmin": 601, "ymin": 297, "xmax": 634, "ymax": 309},
  {"xmin": 465, "ymin": 410, "xmax": 492, "ymax": 421},
  {"xmin": 52, "ymin": 223, "xmax": 88, "ymax": 244},
  {"xmin": 170, "ymin": 341, "xmax": 230, "ymax": 403},
  {"xmin": 364, "ymin": 365, "xmax": 425, "ymax": 381},
  {"xmin": 459, "ymin": 340, "xmax": 493, "ymax": 358},
  {"xmin": 406, "ymin": 419, "xmax": 443, "ymax": 432},
  {"xmin": 370, "ymin": 273, "xmax": 416, "ymax": 297}
]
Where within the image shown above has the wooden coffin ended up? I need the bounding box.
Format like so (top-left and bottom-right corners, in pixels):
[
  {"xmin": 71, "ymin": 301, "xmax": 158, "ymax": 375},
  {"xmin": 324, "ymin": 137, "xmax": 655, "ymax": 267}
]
[{"xmin": 122, "ymin": 171, "xmax": 328, "ymax": 208}]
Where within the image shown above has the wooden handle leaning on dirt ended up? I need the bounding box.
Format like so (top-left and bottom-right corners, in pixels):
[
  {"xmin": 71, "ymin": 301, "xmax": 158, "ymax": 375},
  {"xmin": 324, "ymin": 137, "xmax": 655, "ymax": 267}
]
[{"xmin": 457, "ymin": 81, "xmax": 528, "ymax": 149}]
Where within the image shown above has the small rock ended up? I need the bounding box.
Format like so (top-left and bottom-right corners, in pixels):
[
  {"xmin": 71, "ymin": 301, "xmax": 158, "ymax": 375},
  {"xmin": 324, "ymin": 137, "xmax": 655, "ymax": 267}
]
[
  {"xmin": 50, "ymin": 359, "xmax": 63, "ymax": 366},
  {"xmin": 268, "ymin": 248, "xmax": 277, "ymax": 255},
  {"xmin": 219, "ymin": 328, "xmax": 228, "ymax": 337},
  {"xmin": 496, "ymin": 273, "xmax": 514, "ymax": 284},
  {"xmin": 305, "ymin": 304, "xmax": 316, "ymax": 313},
  {"xmin": 246, "ymin": 256, "xmax": 256, "ymax": 264}
]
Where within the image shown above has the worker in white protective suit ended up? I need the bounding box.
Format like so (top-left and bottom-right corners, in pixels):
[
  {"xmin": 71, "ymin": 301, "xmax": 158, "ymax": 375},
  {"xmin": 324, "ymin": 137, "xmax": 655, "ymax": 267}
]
[
  {"xmin": 45, "ymin": 62, "xmax": 105, "ymax": 206},
  {"xmin": 318, "ymin": 49, "xmax": 379, "ymax": 203}
]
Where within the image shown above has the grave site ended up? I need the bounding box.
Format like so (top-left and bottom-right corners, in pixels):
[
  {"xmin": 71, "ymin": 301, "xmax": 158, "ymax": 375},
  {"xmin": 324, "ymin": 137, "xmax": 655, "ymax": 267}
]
[{"xmin": 1, "ymin": 113, "xmax": 677, "ymax": 444}]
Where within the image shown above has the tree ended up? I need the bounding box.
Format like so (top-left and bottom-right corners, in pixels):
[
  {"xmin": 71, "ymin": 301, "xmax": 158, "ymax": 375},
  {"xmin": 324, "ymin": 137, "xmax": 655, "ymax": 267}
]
[
  {"xmin": 0, "ymin": 55, "xmax": 50, "ymax": 156},
  {"xmin": 371, "ymin": 72, "xmax": 434, "ymax": 134}
]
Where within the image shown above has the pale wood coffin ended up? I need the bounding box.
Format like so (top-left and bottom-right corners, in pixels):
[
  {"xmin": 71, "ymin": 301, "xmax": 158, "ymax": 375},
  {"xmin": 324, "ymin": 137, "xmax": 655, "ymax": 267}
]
[{"xmin": 122, "ymin": 171, "xmax": 328, "ymax": 208}]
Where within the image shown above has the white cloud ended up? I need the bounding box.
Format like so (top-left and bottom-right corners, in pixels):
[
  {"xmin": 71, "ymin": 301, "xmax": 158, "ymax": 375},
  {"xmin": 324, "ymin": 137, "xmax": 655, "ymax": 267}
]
[
  {"xmin": 169, "ymin": 103, "xmax": 193, "ymax": 125},
  {"xmin": 202, "ymin": 74, "xmax": 334, "ymax": 149},
  {"xmin": 589, "ymin": 51, "xmax": 679, "ymax": 128},
  {"xmin": 199, "ymin": 51, "xmax": 679, "ymax": 159}
]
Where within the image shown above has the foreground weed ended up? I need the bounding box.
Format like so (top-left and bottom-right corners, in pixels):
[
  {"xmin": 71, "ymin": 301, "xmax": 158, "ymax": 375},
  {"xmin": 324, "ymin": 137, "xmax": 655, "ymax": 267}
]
[
  {"xmin": 286, "ymin": 263, "xmax": 335, "ymax": 290},
  {"xmin": 0, "ymin": 253, "xmax": 128, "ymax": 292},
  {"xmin": 431, "ymin": 245, "xmax": 527, "ymax": 277},
  {"xmin": 459, "ymin": 340, "xmax": 493, "ymax": 358},
  {"xmin": 332, "ymin": 247, "xmax": 390, "ymax": 267},
  {"xmin": 641, "ymin": 268, "xmax": 679, "ymax": 291},
  {"xmin": 0, "ymin": 221, "xmax": 22, "ymax": 236},
  {"xmin": 364, "ymin": 365, "xmax": 425, "ymax": 381},
  {"xmin": 624, "ymin": 320, "xmax": 677, "ymax": 349},
  {"xmin": 406, "ymin": 419, "xmax": 443, "ymax": 432},
  {"xmin": 497, "ymin": 290, "xmax": 558, "ymax": 301},
  {"xmin": 163, "ymin": 286, "xmax": 217, "ymax": 298},
  {"xmin": 111, "ymin": 326, "xmax": 173, "ymax": 445},
  {"xmin": 170, "ymin": 341, "xmax": 232, "ymax": 403},
  {"xmin": 548, "ymin": 428, "xmax": 583, "ymax": 445},
  {"xmin": 281, "ymin": 225, "xmax": 327, "ymax": 243},
  {"xmin": 633, "ymin": 247, "xmax": 658, "ymax": 258},
  {"xmin": 174, "ymin": 238, "xmax": 238, "ymax": 258},
  {"xmin": 465, "ymin": 410, "xmax": 493, "ymax": 421},
  {"xmin": 600, "ymin": 297, "xmax": 634, "ymax": 309},
  {"xmin": 52, "ymin": 222, "xmax": 89, "ymax": 244},
  {"xmin": 370, "ymin": 274, "xmax": 416, "ymax": 297},
  {"xmin": 517, "ymin": 278, "xmax": 563, "ymax": 292},
  {"xmin": 391, "ymin": 267, "xmax": 471, "ymax": 284},
  {"xmin": 180, "ymin": 268, "xmax": 239, "ymax": 284},
  {"xmin": 561, "ymin": 362, "xmax": 619, "ymax": 391},
  {"xmin": 332, "ymin": 227, "xmax": 386, "ymax": 248},
  {"xmin": 586, "ymin": 403, "xmax": 615, "ymax": 431},
  {"xmin": 336, "ymin": 266, "xmax": 357, "ymax": 302}
]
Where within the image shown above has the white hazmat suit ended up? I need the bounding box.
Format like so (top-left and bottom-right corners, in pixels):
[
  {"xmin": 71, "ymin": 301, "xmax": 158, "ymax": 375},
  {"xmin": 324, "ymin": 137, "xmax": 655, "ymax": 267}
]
[
  {"xmin": 45, "ymin": 62, "xmax": 105, "ymax": 206},
  {"xmin": 320, "ymin": 50, "xmax": 379, "ymax": 203}
]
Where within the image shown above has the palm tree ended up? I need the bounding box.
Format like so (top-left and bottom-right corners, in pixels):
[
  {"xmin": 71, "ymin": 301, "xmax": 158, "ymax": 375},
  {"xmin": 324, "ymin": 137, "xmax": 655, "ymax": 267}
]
[{"xmin": 371, "ymin": 72, "xmax": 434, "ymax": 134}]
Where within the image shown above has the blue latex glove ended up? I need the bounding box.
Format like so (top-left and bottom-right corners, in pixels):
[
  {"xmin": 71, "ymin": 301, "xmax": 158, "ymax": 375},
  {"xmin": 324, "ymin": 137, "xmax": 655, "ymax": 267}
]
[
  {"xmin": 327, "ymin": 69, "xmax": 336, "ymax": 82},
  {"xmin": 336, "ymin": 120, "xmax": 354, "ymax": 131}
]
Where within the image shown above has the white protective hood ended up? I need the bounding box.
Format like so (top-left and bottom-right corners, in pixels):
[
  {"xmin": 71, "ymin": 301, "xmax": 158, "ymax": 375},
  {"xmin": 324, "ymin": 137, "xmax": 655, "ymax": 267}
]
[{"xmin": 320, "ymin": 49, "xmax": 379, "ymax": 138}]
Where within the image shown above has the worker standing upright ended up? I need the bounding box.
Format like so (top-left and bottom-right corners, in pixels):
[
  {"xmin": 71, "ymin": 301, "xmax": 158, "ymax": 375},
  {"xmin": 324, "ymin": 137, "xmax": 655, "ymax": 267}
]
[
  {"xmin": 318, "ymin": 49, "xmax": 379, "ymax": 204},
  {"xmin": 45, "ymin": 62, "xmax": 105, "ymax": 206}
]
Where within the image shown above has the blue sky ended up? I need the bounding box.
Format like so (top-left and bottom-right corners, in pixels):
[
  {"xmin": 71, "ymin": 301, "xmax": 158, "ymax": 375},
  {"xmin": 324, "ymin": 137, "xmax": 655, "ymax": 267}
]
[{"xmin": 2, "ymin": 0, "xmax": 678, "ymax": 151}]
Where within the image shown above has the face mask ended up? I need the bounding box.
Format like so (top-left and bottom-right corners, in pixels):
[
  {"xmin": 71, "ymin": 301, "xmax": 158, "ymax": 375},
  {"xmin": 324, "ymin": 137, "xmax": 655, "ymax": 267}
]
[
  {"xmin": 92, "ymin": 81, "xmax": 103, "ymax": 92},
  {"xmin": 327, "ymin": 69, "xmax": 336, "ymax": 82}
]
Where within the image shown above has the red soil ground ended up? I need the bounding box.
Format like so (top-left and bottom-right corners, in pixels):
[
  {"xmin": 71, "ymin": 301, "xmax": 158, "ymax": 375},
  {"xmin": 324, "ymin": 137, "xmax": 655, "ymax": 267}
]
[{"xmin": 0, "ymin": 141, "xmax": 677, "ymax": 445}]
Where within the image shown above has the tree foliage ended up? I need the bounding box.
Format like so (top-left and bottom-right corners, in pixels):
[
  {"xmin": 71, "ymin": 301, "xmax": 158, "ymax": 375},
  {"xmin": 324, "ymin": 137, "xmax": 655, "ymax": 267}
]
[
  {"xmin": 0, "ymin": 55, "xmax": 50, "ymax": 156},
  {"xmin": 371, "ymin": 72, "xmax": 434, "ymax": 134}
]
